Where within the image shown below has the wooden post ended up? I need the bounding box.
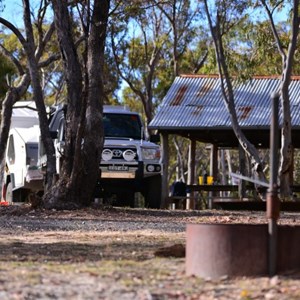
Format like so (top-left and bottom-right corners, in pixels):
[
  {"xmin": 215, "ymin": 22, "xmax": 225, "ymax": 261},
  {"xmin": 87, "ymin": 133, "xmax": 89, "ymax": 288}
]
[
  {"xmin": 187, "ymin": 139, "xmax": 196, "ymax": 209},
  {"xmin": 267, "ymin": 93, "xmax": 280, "ymax": 277},
  {"xmin": 161, "ymin": 132, "xmax": 169, "ymax": 209}
]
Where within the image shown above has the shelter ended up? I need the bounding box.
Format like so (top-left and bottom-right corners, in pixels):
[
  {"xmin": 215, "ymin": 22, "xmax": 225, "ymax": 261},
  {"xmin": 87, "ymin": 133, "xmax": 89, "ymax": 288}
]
[{"xmin": 149, "ymin": 75, "xmax": 300, "ymax": 208}]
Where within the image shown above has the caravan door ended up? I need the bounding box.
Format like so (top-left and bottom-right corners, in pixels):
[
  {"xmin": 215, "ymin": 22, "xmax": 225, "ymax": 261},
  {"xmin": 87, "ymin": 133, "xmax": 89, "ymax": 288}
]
[{"xmin": 6, "ymin": 129, "xmax": 27, "ymax": 188}]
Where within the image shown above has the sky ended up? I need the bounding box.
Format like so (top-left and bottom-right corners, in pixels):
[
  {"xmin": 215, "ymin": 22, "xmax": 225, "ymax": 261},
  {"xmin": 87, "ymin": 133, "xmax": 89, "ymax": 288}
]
[
  {"xmin": 1, "ymin": 1, "xmax": 24, "ymax": 27},
  {"xmin": 0, "ymin": 1, "xmax": 53, "ymax": 28},
  {"xmin": 1, "ymin": 0, "xmax": 291, "ymax": 28}
]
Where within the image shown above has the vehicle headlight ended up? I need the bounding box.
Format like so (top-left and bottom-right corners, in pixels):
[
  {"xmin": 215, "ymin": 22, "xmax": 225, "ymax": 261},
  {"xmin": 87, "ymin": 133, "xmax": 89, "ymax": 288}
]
[
  {"xmin": 102, "ymin": 149, "xmax": 113, "ymax": 161},
  {"xmin": 123, "ymin": 149, "xmax": 136, "ymax": 162},
  {"xmin": 141, "ymin": 147, "xmax": 160, "ymax": 161}
]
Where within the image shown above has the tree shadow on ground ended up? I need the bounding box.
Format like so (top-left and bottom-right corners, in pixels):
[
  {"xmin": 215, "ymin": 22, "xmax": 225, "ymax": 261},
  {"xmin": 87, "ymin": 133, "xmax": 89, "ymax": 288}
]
[{"xmin": 0, "ymin": 239, "xmax": 162, "ymax": 263}]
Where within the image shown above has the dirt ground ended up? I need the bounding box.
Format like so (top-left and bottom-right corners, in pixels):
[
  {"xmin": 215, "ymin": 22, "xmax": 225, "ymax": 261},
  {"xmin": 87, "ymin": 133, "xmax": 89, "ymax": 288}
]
[{"xmin": 0, "ymin": 205, "xmax": 300, "ymax": 299}]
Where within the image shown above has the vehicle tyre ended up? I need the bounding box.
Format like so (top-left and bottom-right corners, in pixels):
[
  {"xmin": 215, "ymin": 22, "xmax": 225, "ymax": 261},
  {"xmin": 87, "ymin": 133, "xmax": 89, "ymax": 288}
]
[
  {"xmin": 144, "ymin": 175, "xmax": 162, "ymax": 209},
  {"xmin": 5, "ymin": 182, "xmax": 13, "ymax": 204},
  {"xmin": 116, "ymin": 191, "xmax": 135, "ymax": 208},
  {"xmin": 16, "ymin": 188, "xmax": 31, "ymax": 202}
]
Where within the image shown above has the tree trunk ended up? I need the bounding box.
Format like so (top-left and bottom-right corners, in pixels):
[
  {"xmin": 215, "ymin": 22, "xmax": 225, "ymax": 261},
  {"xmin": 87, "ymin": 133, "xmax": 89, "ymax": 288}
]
[
  {"xmin": 22, "ymin": 0, "xmax": 56, "ymax": 191},
  {"xmin": 261, "ymin": 0, "xmax": 300, "ymax": 199},
  {"xmin": 173, "ymin": 136, "xmax": 185, "ymax": 182},
  {"xmin": 279, "ymin": 79, "xmax": 293, "ymax": 199},
  {"xmin": 77, "ymin": 0, "xmax": 109, "ymax": 206},
  {"xmin": 43, "ymin": 0, "xmax": 84, "ymax": 209},
  {"xmin": 0, "ymin": 74, "xmax": 31, "ymax": 163},
  {"xmin": 278, "ymin": 21, "xmax": 299, "ymax": 199},
  {"xmin": 43, "ymin": 0, "xmax": 109, "ymax": 209}
]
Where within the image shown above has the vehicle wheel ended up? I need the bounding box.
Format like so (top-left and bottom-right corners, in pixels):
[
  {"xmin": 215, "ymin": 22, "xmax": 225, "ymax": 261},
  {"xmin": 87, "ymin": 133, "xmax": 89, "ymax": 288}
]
[
  {"xmin": 116, "ymin": 191, "xmax": 135, "ymax": 208},
  {"xmin": 5, "ymin": 182, "xmax": 13, "ymax": 204},
  {"xmin": 17, "ymin": 189, "xmax": 30, "ymax": 203},
  {"xmin": 144, "ymin": 175, "xmax": 162, "ymax": 209}
]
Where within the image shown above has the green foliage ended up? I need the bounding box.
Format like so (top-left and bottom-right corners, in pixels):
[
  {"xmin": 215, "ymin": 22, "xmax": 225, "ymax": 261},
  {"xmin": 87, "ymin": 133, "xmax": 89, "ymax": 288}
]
[
  {"xmin": 233, "ymin": 19, "xmax": 289, "ymax": 76},
  {"xmin": 154, "ymin": 65, "xmax": 174, "ymax": 102},
  {"xmin": 0, "ymin": 53, "xmax": 15, "ymax": 99},
  {"xmin": 0, "ymin": 30, "xmax": 25, "ymax": 64},
  {"xmin": 0, "ymin": 24, "xmax": 62, "ymax": 104},
  {"xmin": 102, "ymin": 49, "xmax": 122, "ymax": 104},
  {"xmin": 122, "ymin": 86, "xmax": 144, "ymax": 116}
]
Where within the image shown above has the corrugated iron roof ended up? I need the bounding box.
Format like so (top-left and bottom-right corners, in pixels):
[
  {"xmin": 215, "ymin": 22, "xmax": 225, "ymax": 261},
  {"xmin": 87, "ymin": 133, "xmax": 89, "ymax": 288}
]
[{"xmin": 149, "ymin": 75, "xmax": 300, "ymax": 130}]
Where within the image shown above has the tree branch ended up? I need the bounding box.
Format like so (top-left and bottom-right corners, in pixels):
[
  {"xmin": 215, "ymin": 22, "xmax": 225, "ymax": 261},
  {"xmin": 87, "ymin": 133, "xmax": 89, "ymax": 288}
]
[
  {"xmin": 0, "ymin": 17, "xmax": 27, "ymax": 46},
  {"xmin": 35, "ymin": 22, "xmax": 56, "ymax": 61},
  {"xmin": 0, "ymin": 45, "xmax": 25, "ymax": 75},
  {"xmin": 260, "ymin": 0, "xmax": 286, "ymax": 60}
]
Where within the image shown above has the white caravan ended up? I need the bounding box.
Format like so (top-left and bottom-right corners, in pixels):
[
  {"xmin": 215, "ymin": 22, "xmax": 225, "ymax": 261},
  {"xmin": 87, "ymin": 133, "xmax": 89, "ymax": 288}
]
[{"xmin": 1, "ymin": 101, "xmax": 44, "ymax": 203}]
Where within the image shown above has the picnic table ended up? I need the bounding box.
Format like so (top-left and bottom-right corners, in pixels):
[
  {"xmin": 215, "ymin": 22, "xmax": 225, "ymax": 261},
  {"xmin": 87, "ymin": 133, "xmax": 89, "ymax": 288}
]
[
  {"xmin": 167, "ymin": 183, "xmax": 300, "ymax": 210},
  {"xmin": 167, "ymin": 184, "xmax": 240, "ymax": 209}
]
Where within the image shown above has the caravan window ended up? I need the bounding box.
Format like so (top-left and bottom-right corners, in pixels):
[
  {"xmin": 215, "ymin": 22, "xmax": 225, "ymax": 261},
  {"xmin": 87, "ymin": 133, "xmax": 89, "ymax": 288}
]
[
  {"xmin": 7, "ymin": 135, "xmax": 15, "ymax": 165},
  {"xmin": 26, "ymin": 143, "xmax": 38, "ymax": 166}
]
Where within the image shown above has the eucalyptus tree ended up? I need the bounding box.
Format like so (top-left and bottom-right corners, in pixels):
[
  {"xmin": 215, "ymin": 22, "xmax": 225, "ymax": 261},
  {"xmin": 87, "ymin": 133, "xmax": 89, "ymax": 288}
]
[
  {"xmin": 0, "ymin": 0, "xmax": 57, "ymax": 190},
  {"xmin": 110, "ymin": 0, "xmax": 167, "ymax": 135},
  {"xmin": 22, "ymin": 0, "xmax": 57, "ymax": 190},
  {"xmin": 43, "ymin": 0, "xmax": 110, "ymax": 209},
  {"xmin": 153, "ymin": 0, "xmax": 202, "ymax": 78},
  {"xmin": 238, "ymin": 20, "xmax": 284, "ymax": 76},
  {"xmin": 260, "ymin": 0, "xmax": 300, "ymax": 198},
  {"xmin": 155, "ymin": 0, "xmax": 210, "ymax": 182},
  {"xmin": 203, "ymin": 0, "xmax": 268, "ymax": 184}
]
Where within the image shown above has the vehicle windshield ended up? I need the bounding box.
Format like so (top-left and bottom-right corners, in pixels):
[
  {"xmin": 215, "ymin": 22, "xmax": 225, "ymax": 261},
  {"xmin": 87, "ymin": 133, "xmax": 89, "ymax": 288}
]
[{"xmin": 103, "ymin": 113, "xmax": 142, "ymax": 139}]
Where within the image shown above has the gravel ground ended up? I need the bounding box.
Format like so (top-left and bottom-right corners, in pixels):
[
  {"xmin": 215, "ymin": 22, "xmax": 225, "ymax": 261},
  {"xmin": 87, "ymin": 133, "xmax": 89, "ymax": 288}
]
[{"xmin": 0, "ymin": 205, "xmax": 300, "ymax": 299}]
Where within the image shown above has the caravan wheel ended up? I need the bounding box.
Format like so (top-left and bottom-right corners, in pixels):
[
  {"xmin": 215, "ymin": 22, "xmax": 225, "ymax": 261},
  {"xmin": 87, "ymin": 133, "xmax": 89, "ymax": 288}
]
[{"xmin": 5, "ymin": 183, "xmax": 13, "ymax": 204}]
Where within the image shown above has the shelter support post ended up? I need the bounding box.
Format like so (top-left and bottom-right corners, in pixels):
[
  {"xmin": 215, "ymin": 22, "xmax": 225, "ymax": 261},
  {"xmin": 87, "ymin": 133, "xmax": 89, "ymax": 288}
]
[
  {"xmin": 238, "ymin": 145, "xmax": 246, "ymax": 199},
  {"xmin": 209, "ymin": 144, "xmax": 218, "ymax": 181},
  {"xmin": 161, "ymin": 132, "xmax": 169, "ymax": 209},
  {"xmin": 186, "ymin": 139, "xmax": 196, "ymax": 209},
  {"xmin": 208, "ymin": 144, "xmax": 218, "ymax": 209}
]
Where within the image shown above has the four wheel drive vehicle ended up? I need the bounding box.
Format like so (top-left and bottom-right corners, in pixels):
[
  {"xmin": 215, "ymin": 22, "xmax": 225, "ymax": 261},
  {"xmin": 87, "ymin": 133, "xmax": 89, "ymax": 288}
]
[
  {"xmin": 1, "ymin": 101, "xmax": 44, "ymax": 203},
  {"xmin": 47, "ymin": 105, "xmax": 163, "ymax": 208}
]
